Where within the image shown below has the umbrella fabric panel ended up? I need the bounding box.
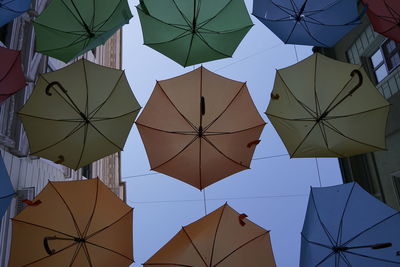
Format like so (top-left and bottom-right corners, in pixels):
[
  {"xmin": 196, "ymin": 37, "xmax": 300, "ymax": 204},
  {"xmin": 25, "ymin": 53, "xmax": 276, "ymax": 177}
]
[
  {"xmin": 0, "ymin": 47, "xmax": 26, "ymax": 102},
  {"xmin": 85, "ymin": 243, "xmax": 133, "ymax": 267},
  {"xmin": 0, "ymin": 0, "xmax": 32, "ymax": 27},
  {"xmin": 34, "ymin": 0, "xmax": 132, "ymax": 62}
]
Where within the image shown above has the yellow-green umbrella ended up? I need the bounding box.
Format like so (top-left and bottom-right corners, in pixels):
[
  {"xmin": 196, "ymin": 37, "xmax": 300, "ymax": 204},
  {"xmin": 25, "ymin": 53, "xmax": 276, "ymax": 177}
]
[
  {"xmin": 18, "ymin": 59, "xmax": 141, "ymax": 169},
  {"xmin": 266, "ymin": 53, "xmax": 390, "ymax": 158}
]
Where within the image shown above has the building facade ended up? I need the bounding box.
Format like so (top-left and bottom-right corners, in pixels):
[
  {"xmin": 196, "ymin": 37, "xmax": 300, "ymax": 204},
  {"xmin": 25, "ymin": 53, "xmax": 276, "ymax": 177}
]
[
  {"xmin": 316, "ymin": 4, "xmax": 400, "ymax": 210},
  {"xmin": 0, "ymin": 0, "xmax": 126, "ymax": 265}
]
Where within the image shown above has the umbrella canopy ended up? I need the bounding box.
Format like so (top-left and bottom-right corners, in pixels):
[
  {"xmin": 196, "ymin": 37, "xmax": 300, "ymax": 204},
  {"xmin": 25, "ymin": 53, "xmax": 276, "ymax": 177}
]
[
  {"xmin": 0, "ymin": 154, "xmax": 14, "ymax": 219},
  {"xmin": 0, "ymin": 46, "xmax": 26, "ymax": 103},
  {"xmin": 33, "ymin": 0, "xmax": 132, "ymax": 63},
  {"xmin": 362, "ymin": 0, "xmax": 400, "ymax": 43},
  {"xmin": 0, "ymin": 0, "xmax": 32, "ymax": 27},
  {"xmin": 18, "ymin": 59, "xmax": 141, "ymax": 170},
  {"xmin": 266, "ymin": 53, "xmax": 390, "ymax": 158},
  {"xmin": 301, "ymin": 182, "xmax": 400, "ymax": 266},
  {"xmin": 136, "ymin": 67, "xmax": 265, "ymax": 190},
  {"xmin": 9, "ymin": 178, "xmax": 133, "ymax": 267},
  {"xmin": 144, "ymin": 203, "xmax": 276, "ymax": 267},
  {"xmin": 137, "ymin": 0, "xmax": 253, "ymax": 67},
  {"xmin": 252, "ymin": 0, "xmax": 361, "ymax": 47}
]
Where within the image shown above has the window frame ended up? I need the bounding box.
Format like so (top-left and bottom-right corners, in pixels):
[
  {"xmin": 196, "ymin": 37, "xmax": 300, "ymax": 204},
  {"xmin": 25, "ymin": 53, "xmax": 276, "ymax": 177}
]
[{"xmin": 369, "ymin": 39, "xmax": 400, "ymax": 84}]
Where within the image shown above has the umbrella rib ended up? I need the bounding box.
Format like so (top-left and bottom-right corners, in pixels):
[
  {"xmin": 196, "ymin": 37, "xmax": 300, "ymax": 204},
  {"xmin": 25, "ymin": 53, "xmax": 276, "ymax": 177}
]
[
  {"xmin": 75, "ymin": 123, "xmax": 89, "ymax": 170},
  {"xmin": 181, "ymin": 226, "xmax": 209, "ymax": 266},
  {"xmin": 299, "ymin": 19, "xmax": 330, "ymax": 47},
  {"xmin": 29, "ymin": 122, "xmax": 85, "ymax": 155},
  {"xmin": 195, "ymin": 31, "xmax": 232, "ymax": 58},
  {"xmin": 86, "ymin": 208, "xmax": 133, "ymax": 240},
  {"xmin": 59, "ymin": 0, "xmax": 90, "ymax": 30},
  {"xmin": 204, "ymin": 123, "xmax": 266, "ymax": 136},
  {"xmin": 314, "ymin": 251, "xmax": 336, "ymax": 267},
  {"xmin": 88, "ymin": 71, "xmax": 125, "ymax": 117},
  {"xmin": 35, "ymin": 32, "xmax": 89, "ymax": 53},
  {"xmin": 83, "ymin": 178, "xmax": 99, "ymax": 237},
  {"xmin": 68, "ymin": 243, "xmax": 83, "ymax": 267},
  {"xmin": 386, "ymin": 1, "xmax": 400, "ymax": 18},
  {"xmin": 157, "ymin": 82, "xmax": 198, "ymax": 131},
  {"xmin": 0, "ymin": 51, "xmax": 19, "ymax": 81},
  {"xmin": 209, "ymin": 204, "xmax": 227, "ymax": 266},
  {"xmin": 85, "ymin": 241, "xmax": 134, "ymax": 262},
  {"xmin": 341, "ymin": 212, "xmax": 400, "ymax": 247},
  {"xmin": 17, "ymin": 113, "xmax": 83, "ymax": 123},
  {"xmin": 183, "ymin": 31, "xmax": 195, "ymax": 67},
  {"xmin": 310, "ymin": 190, "xmax": 337, "ymax": 246},
  {"xmin": 0, "ymin": 192, "xmax": 15, "ymax": 199},
  {"xmin": 82, "ymin": 243, "xmax": 95, "ymax": 267},
  {"xmin": 49, "ymin": 181, "xmax": 83, "ymax": 238},
  {"xmin": 151, "ymin": 136, "xmax": 199, "ymax": 170},
  {"xmin": 336, "ymin": 183, "xmax": 356, "ymax": 245},
  {"xmin": 197, "ymin": 0, "xmax": 234, "ymax": 29},
  {"xmin": 203, "ymin": 83, "xmax": 246, "ymax": 132},
  {"xmin": 91, "ymin": 108, "xmax": 141, "ymax": 121},
  {"xmin": 33, "ymin": 21, "xmax": 87, "ymax": 36},
  {"xmin": 144, "ymin": 263, "xmax": 194, "ymax": 267},
  {"xmin": 198, "ymin": 25, "xmax": 253, "ymax": 35},
  {"xmin": 322, "ymin": 120, "xmax": 386, "ymax": 151},
  {"xmin": 276, "ymin": 71, "xmax": 317, "ymax": 118},
  {"xmin": 203, "ymin": 136, "xmax": 250, "ymax": 169},
  {"xmin": 90, "ymin": 0, "xmax": 124, "ymax": 37},
  {"xmin": 270, "ymin": 0, "xmax": 296, "ymax": 17},
  {"xmin": 343, "ymin": 250, "xmax": 400, "ymax": 264},
  {"xmin": 87, "ymin": 121, "xmax": 124, "ymax": 150},
  {"xmin": 325, "ymin": 105, "xmax": 390, "ymax": 120},
  {"xmin": 136, "ymin": 122, "xmax": 197, "ymax": 136},
  {"xmin": 339, "ymin": 252, "xmax": 353, "ymax": 267},
  {"xmin": 316, "ymin": 122, "xmax": 333, "ymax": 156},
  {"xmin": 300, "ymin": 233, "xmax": 332, "ymax": 249},
  {"xmin": 145, "ymin": 31, "xmax": 192, "ymax": 46},
  {"xmin": 21, "ymin": 242, "xmax": 78, "ymax": 266},
  {"xmin": 213, "ymin": 232, "xmax": 269, "ymax": 267},
  {"xmin": 266, "ymin": 114, "xmax": 316, "ymax": 122},
  {"xmin": 83, "ymin": 59, "xmax": 89, "ymax": 123},
  {"xmin": 138, "ymin": 3, "xmax": 190, "ymax": 30},
  {"xmin": 170, "ymin": 0, "xmax": 193, "ymax": 27},
  {"xmin": 290, "ymin": 121, "xmax": 318, "ymax": 157},
  {"xmin": 283, "ymin": 19, "xmax": 300, "ymax": 44},
  {"xmin": 11, "ymin": 218, "xmax": 76, "ymax": 239}
]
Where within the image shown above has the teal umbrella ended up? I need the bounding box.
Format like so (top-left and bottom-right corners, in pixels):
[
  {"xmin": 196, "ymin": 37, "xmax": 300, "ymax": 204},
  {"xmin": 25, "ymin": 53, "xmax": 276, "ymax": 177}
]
[
  {"xmin": 137, "ymin": 0, "xmax": 253, "ymax": 67},
  {"xmin": 33, "ymin": 0, "xmax": 132, "ymax": 63}
]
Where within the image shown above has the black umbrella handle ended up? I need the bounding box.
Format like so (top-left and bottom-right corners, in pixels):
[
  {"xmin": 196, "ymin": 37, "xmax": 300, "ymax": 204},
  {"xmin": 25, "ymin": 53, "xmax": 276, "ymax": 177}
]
[
  {"xmin": 201, "ymin": 96, "xmax": 205, "ymax": 116},
  {"xmin": 43, "ymin": 236, "xmax": 77, "ymax": 255},
  {"xmin": 45, "ymin": 81, "xmax": 68, "ymax": 96}
]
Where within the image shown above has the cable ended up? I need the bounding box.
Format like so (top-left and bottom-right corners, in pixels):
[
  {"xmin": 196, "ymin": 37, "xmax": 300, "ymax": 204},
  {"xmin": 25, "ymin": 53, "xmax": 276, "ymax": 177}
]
[
  {"xmin": 202, "ymin": 189, "xmax": 207, "ymax": 215},
  {"xmin": 128, "ymin": 193, "xmax": 308, "ymax": 205},
  {"xmin": 315, "ymin": 158, "xmax": 322, "ymax": 187}
]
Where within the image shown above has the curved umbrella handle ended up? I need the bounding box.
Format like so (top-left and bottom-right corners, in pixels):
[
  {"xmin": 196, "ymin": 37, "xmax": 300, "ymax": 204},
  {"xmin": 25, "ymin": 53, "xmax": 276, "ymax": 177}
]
[
  {"xmin": 43, "ymin": 237, "xmax": 56, "ymax": 255},
  {"xmin": 349, "ymin": 69, "xmax": 363, "ymax": 95},
  {"xmin": 45, "ymin": 81, "xmax": 67, "ymax": 96}
]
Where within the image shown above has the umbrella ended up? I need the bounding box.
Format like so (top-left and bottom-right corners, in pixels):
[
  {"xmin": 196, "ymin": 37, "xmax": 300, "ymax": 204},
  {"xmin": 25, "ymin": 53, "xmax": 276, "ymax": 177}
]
[
  {"xmin": 9, "ymin": 178, "xmax": 133, "ymax": 267},
  {"xmin": 137, "ymin": 0, "xmax": 253, "ymax": 67},
  {"xmin": 252, "ymin": 0, "xmax": 361, "ymax": 47},
  {"xmin": 0, "ymin": 46, "xmax": 26, "ymax": 103},
  {"xmin": 144, "ymin": 203, "xmax": 276, "ymax": 267},
  {"xmin": 266, "ymin": 53, "xmax": 390, "ymax": 158},
  {"xmin": 136, "ymin": 67, "xmax": 265, "ymax": 190},
  {"xmin": 362, "ymin": 0, "xmax": 400, "ymax": 43},
  {"xmin": 33, "ymin": 0, "xmax": 132, "ymax": 63},
  {"xmin": 0, "ymin": 154, "xmax": 14, "ymax": 219},
  {"xmin": 18, "ymin": 59, "xmax": 141, "ymax": 170},
  {"xmin": 0, "ymin": 0, "xmax": 32, "ymax": 27},
  {"xmin": 301, "ymin": 182, "xmax": 400, "ymax": 266}
]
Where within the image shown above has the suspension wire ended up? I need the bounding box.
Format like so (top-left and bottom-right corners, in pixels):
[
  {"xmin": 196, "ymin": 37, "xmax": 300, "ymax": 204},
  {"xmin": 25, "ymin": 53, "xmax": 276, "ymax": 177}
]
[
  {"xmin": 128, "ymin": 193, "xmax": 308, "ymax": 205},
  {"xmin": 202, "ymin": 189, "xmax": 207, "ymax": 215}
]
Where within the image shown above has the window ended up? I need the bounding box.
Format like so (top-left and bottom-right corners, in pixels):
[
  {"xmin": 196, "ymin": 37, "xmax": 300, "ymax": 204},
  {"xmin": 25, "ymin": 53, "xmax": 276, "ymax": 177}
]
[
  {"xmin": 82, "ymin": 164, "xmax": 92, "ymax": 179},
  {"xmin": 370, "ymin": 39, "xmax": 400, "ymax": 83}
]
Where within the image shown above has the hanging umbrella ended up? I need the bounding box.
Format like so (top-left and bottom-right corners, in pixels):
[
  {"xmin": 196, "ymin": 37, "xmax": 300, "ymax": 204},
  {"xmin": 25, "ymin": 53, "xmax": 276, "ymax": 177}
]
[
  {"xmin": 301, "ymin": 182, "xmax": 400, "ymax": 266},
  {"xmin": 0, "ymin": 154, "xmax": 14, "ymax": 219},
  {"xmin": 0, "ymin": 46, "xmax": 26, "ymax": 103},
  {"xmin": 136, "ymin": 0, "xmax": 253, "ymax": 67},
  {"xmin": 136, "ymin": 67, "xmax": 265, "ymax": 190},
  {"xmin": 362, "ymin": 0, "xmax": 400, "ymax": 43},
  {"xmin": 18, "ymin": 59, "xmax": 141, "ymax": 170},
  {"xmin": 144, "ymin": 203, "xmax": 276, "ymax": 267},
  {"xmin": 252, "ymin": 0, "xmax": 361, "ymax": 47},
  {"xmin": 266, "ymin": 53, "xmax": 390, "ymax": 158},
  {"xmin": 33, "ymin": 0, "xmax": 132, "ymax": 63},
  {"xmin": 0, "ymin": 0, "xmax": 32, "ymax": 27},
  {"xmin": 8, "ymin": 178, "xmax": 133, "ymax": 266}
]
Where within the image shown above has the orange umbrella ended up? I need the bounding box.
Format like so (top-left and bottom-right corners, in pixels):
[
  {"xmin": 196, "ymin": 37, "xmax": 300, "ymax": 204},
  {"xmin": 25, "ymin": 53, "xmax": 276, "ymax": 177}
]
[
  {"xmin": 136, "ymin": 67, "xmax": 266, "ymax": 189},
  {"xmin": 144, "ymin": 203, "xmax": 276, "ymax": 267},
  {"xmin": 9, "ymin": 178, "xmax": 133, "ymax": 267}
]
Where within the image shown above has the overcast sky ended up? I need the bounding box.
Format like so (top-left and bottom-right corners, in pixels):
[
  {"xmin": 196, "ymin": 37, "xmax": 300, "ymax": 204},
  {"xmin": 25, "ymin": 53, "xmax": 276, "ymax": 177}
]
[{"xmin": 121, "ymin": 0, "xmax": 343, "ymax": 266}]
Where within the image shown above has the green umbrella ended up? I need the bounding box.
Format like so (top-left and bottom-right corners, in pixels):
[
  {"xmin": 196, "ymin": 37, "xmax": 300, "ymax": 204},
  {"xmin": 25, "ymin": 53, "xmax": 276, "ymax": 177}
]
[
  {"xmin": 137, "ymin": 0, "xmax": 253, "ymax": 67},
  {"xmin": 18, "ymin": 59, "xmax": 141, "ymax": 170},
  {"xmin": 34, "ymin": 0, "xmax": 132, "ymax": 63}
]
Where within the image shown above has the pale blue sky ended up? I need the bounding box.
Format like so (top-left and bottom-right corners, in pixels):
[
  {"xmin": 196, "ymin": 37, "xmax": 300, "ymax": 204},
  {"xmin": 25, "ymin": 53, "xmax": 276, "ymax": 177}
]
[{"xmin": 121, "ymin": 0, "xmax": 343, "ymax": 266}]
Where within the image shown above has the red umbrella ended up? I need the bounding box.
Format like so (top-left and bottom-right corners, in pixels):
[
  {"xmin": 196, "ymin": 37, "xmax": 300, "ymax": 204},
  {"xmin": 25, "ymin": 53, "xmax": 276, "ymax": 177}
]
[
  {"xmin": 362, "ymin": 0, "xmax": 400, "ymax": 43},
  {"xmin": 0, "ymin": 46, "xmax": 26, "ymax": 103}
]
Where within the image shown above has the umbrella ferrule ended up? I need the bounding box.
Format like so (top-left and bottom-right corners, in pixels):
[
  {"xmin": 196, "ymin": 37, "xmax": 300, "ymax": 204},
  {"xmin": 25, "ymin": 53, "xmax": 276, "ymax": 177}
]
[
  {"xmin": 79, "ymin": 112, "xmax": 90, "ymax": 123},
  {"xmin": 74, "ymin": 237, "xmax": 86, "ymax": 243},
  {"xmin": 198, "ymin": 126, "xmax": 203, "ymax": 137},
  {"xmin": 332, "ymin": 246, "xmax": 347, "ymax": 252}
]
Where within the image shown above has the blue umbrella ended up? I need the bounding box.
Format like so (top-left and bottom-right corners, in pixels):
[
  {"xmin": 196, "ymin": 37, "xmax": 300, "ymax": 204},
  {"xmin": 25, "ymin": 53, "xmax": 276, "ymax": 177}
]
[
  {"xmin": 301, "ymin": 182, "xmax": 400, "ymax": 266},
  {"xmin": 252, "ymin": 0, "xmax": 361, "ymax": 47},
  {"xmin": 0, "ymin": 0, "xmax": 32, "ymax": 28},
  {"xmin": 0, "ymin": 154, "xmax": 14, "ymax": 219}
]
